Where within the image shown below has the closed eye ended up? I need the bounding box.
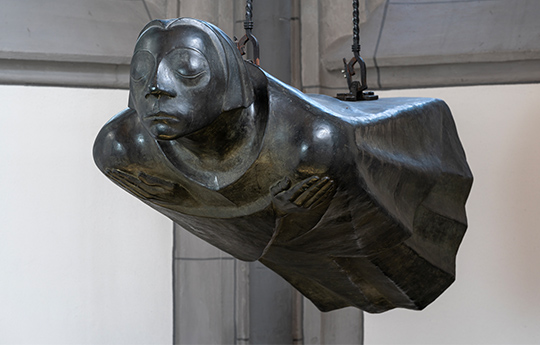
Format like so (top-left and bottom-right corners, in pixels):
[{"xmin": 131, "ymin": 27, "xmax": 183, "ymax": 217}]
[
  {"xmin": 168, "ymin": 47, "xmax": 209, "ymax": 80},
  {"xmin": 175, "ymin": 70, "xmax": 206, "ymax": 79},
  {"xmin": 131, "ymin": 50, "xmax": 155, "ymax": 82}
]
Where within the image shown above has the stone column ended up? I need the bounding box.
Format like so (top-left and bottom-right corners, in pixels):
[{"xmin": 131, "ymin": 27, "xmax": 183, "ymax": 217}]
[{"xmin": 173, "ymin": 226, "xmax": 236, "ymax": 344}]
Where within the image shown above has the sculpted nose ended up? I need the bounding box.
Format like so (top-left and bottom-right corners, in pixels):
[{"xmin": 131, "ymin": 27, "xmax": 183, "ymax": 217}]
[
  {"xmin": 146, "ymin": 84, "xmax": 177, "ymax": 99},
  {"xmin": 147, "ymin": 85, "xmax": 176, "ymax": 98},
  {"xmin": 146, "ymin": 64, "xmax": 177, "ymax": 99}
]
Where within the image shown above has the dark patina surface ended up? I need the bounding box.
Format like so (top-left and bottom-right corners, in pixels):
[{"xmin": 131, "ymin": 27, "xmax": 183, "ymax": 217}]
[{"xmin": 93, "ymin": 18, "xmax": 472, "ymax": 313}]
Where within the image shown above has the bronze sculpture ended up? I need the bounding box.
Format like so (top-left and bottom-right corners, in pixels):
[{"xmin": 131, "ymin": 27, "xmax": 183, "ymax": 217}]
[{"xmin": 93, "ymin": 18, "xmax": 472, "ymax": 313}]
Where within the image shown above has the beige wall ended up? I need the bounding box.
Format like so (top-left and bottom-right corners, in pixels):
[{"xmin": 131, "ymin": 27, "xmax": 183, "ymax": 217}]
[
  {"xmin": 0, "ymin": 86, "xmax": 172, "ymax": 344},
  {"xmin": 365, "ymin": 83, "xmax": 540, "ymax": 344}
]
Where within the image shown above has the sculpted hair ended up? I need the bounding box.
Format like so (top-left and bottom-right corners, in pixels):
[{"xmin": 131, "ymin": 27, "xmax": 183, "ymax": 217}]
[{"xmin": 128, "ymin": 17, "xmax": 254, "ymax": 112}]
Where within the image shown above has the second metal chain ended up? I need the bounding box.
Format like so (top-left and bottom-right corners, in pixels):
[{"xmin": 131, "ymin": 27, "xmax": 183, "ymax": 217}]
[{"xmin": 336, "ymin": 0, "xmax": 378, "ymax": 101}]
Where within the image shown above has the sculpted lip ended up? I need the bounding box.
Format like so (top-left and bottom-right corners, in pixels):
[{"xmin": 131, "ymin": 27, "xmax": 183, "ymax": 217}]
[{"xmin": 144, "ymin": 112, "xmax": 179, "ymax": 121}]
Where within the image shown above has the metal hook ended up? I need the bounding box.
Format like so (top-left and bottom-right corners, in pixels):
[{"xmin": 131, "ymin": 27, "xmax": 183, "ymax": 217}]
[
  {"xmin": 235, "ymin": 0, "xmax": 260, "ymax": 66},
  {"xmin": 336, "ymin": 0, "xmax": 378, "ymax": 101}
]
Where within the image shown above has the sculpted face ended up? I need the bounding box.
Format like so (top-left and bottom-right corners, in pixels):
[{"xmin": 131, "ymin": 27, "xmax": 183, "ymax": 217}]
[{"xmin": 129, "ymin": 24, "xmax": 226, "ymax": 140}]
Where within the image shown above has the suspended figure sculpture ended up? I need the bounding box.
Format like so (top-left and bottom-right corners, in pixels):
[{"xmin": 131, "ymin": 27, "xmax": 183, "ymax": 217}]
[{"xmin": 93, "ymin": 17, "xmax": 472, "ymax": 313}]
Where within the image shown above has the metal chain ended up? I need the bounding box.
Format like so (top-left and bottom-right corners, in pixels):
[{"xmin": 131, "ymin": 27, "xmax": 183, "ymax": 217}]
[
  {"xmin": 245, "ymin": 0, "xmax": 253, "ymax": 31},
  {"xmin": 336, "ymin": 0, "xmax": 378, "ymax": 101},
  {"xmin": 352, "ymin": 0, "xmax": 360, "ymax": 54}
]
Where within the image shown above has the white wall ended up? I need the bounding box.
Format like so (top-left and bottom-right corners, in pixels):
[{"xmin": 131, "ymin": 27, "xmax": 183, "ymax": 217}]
[
  {"xmin": 365, "ymin": 83, "xmax": 540, "ymax": 344},
  {"xmin": 2, "ymin": 82, "xmax": 540, "ymax": 344},
  {"xmin": 0, "ymin": 85, "xmax": 173, "ymax": 344}
]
